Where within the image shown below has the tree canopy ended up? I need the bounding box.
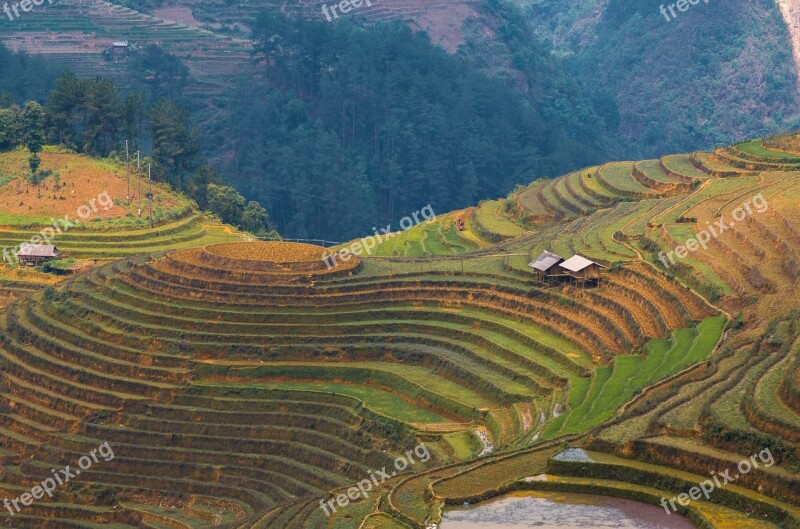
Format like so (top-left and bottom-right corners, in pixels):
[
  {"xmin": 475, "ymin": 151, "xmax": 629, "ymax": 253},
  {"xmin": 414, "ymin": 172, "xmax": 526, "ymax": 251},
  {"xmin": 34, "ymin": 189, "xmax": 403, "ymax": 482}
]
[{"xmin": 222, "ymin": 12, "xmax": 607, "ymax": 240}]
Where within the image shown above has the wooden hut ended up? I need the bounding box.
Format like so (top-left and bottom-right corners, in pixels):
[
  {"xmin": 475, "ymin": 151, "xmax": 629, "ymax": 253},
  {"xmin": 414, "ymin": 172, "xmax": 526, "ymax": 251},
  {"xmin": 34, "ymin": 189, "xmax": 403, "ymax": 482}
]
[
  {"xmin": 111, "ymin": 41, "xmax": 130, "ymax": 61},
  {"xmin": 559, "ymin": 255, "xmax": 605, "ymax": 286},
  {"xmin": 16, "ymin": 244, "xmax": 60, "ymax": 267},
  {"xmin": 528, "ymin": 251, "xmax": 566, "ymax": 283}
]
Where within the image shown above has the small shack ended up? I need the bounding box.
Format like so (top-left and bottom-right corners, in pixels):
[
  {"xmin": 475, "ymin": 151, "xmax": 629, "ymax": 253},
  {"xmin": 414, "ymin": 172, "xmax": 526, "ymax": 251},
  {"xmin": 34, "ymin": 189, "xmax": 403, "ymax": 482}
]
[
  {"xmin": 559, "ymin": 254, "xmax": 606, "ymax": 286},
  {"xmin": 16, "ymin": 244, "xmax": 60, "ymax": 267},
  {"xmin": 111, "ymin": 41, "xmax": 130, "ymax": 62},
  {"xmin": 528, "ymin": 251, "xmax": 566, "ymax": 283}
]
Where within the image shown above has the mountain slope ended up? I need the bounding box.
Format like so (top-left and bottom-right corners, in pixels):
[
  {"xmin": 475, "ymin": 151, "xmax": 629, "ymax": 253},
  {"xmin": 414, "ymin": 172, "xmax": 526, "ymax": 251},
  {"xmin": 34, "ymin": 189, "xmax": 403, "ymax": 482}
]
[
  {"xmin": 344, "ymin": 133, "xmax": 800, "ymax": 527},
  {"xmin": 777, "ymin": 0, "xmax": 800, "ymax": 83},
  {"xmin": 0, "ymin": 148, "xmax": 245, "ymax": 303},
  {"xmin": 520, "ymin": 0, "xmax": 800, "ymax": 157},
  {"xmin": 0, "ymin": 135, "xmax": 797, "ymax": 527}
]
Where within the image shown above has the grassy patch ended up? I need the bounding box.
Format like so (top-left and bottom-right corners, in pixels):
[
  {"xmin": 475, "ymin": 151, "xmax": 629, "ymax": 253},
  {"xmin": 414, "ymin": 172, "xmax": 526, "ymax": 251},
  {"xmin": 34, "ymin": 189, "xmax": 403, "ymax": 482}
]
[
  {"xmin": 738, "ymin": 139, "xmax": 800, "ymax": 159},
  {"xmin": 546, "ymin": 317, "xmax": 724, "ymax": 438},
  {"xmin": 209, "ymin": 381, "xmax": 447, "ymax": 424}
]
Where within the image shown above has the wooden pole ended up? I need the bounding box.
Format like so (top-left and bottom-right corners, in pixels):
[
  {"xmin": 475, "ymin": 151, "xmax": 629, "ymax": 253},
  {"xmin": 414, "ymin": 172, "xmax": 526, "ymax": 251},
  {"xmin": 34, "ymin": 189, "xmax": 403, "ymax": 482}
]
[
  {"xmin": 148, "ymin": 163, "xmax": 153, "ymax": 229},
  {"xmin": 137, "ymin": 151, "xmax": 141, "ymax": 215},
  {"xmin": 125, "ymin": 139, "xmax": 130, "ymax": 204}
]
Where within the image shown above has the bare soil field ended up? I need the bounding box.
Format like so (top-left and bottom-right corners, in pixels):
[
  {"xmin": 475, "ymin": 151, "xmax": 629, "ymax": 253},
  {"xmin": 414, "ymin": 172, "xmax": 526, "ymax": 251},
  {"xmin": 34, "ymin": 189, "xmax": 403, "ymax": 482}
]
[{"xmin": 0, "ymin": 150, "xmax": 180, "ymax": 220}]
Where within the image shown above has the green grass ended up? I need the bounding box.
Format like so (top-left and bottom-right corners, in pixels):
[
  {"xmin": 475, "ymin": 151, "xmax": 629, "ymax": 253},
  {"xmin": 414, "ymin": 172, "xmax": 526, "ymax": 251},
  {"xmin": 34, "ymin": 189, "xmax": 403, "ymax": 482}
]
[
  {"xmin": 737, "ymin": 139, "xmax": 800, "ymax": 159},
  {"xmin": 473, "ymin": 200, "xmax": 527, "ymax": 240},
  {"xmin": 545, "ymin": 317, "xmax": 724, "ymax": 438},
  {"xmin": 200, "ymin": 381, "xmax": 448, "ymax": 424},
  {"xmin": 644, "ymin": 327, "xmax": 694, "ymax": 382},
  {"xmin": 566, "ymin": 171, "xmax": 603, "ymax": 206},
  {"xmin": 359, "ymin": 217, "xmax": 476, "ymax": 257},
  {"xmin": 197, "ymin": 361, "xmax": 494, "ymax": 410},
  {"xmin": 596, "ymin": 162, "xmax": 654, "ymax": 196},
  {"xmin": 622, "ymin": 197, "xmax": 681, "ymax": 237},
  {"xmin": 442, "ymin": 430, "xmax": 481, "ymax": 460},
  {"xmin": 660, "ymin": 154, "xmax": 711, "ymax": 180},
  {"xmin": 637, "ymin": 159, "xmax": 681, "ymax": 183},
  {"xmin": 683, "ymin": 317, "xmax": 725, "ymax": 362}
]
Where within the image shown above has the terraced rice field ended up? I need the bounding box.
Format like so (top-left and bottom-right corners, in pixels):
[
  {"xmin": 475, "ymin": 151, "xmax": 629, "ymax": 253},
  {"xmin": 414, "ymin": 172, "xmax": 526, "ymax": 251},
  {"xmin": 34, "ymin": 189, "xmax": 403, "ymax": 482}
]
[
  {"xmin": 0, "ymin": 231, "xmax": 721, "ymax": 527},
  {"xmin": 0, "ymin": 0, "xmax": 481, "ymax": 108},
  {"xmin": 0, "ymin": 137, "xmax": 799, "ymax": 528},
  {"xmin": 0, "ymin": 0, "xmax": 252, "ymax": 91},
  {"xmin": 324, "ymin": 138, "xmax": 800, "ymax": 527}
]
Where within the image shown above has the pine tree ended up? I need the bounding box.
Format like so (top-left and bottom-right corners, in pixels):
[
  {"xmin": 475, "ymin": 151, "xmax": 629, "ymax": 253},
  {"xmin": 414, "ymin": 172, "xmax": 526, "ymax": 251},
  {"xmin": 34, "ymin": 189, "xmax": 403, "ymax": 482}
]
[
  {"xmin": 83, "ymin": 77, "xmax": 121, "ymax": 156},
  {"xmin": 44, "ymin": 70, "xmax": 84, "ymax": 149},
  {"xmin": 21, "ymin": 101, "xmax": 44, "ymax": 178},
  {"xmin": 149, "ymin": 98, "xmax": 200, "ymax": 188},
  {"xmin": 0, "ymin": 104, "xmax": 20, "ymax": 150}
]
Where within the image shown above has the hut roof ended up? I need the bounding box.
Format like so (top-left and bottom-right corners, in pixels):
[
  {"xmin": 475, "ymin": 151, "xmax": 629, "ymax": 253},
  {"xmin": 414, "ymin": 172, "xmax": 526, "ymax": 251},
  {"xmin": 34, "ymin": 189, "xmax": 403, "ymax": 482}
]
[
  {"xmin": 560, "ymin": 255, "xmax": 604, "ymax": 273},
  {"xmin": 17, "ymin": 244, "xmax": 59, "ymax": 258},
  {"xmin": 529, "ymin": 251, "xmax": 565, "ymax": 272}
]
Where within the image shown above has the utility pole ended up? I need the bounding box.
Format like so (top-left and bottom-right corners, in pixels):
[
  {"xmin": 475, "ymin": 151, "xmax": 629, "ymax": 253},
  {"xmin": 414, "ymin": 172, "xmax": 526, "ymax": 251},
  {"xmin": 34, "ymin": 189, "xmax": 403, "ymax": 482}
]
[
  {"xmin": 136, "ymin": 150, "xmax": 141, "ymax": 216},
  {"xmin": 125, "ymin": 140, "xmax": 130, "ymax": 204},
  {"xmin": 147, "ymin": 163, "xmax": 153, "ymax": 229}
]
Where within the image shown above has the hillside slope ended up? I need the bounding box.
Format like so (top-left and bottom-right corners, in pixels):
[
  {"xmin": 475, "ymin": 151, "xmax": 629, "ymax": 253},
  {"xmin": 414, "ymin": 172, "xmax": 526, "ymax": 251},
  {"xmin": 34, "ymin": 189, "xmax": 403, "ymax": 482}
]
[
  {"xmin": 353, "ymin": 134, "xmax": 800, "ymax": 527},
  {"xmin": 0, "ymin": 148, "xmax": 245, "ymax": 303},
  {"xmin": 521, "ymin": 0, "xmax": 800, "ymax": 157},
  {"xmin": 0, "ymin": 135, "xmax": 797, "ymax": 527},
  {"xmin": 778, "ymin": 0, "xmax": 800, "ymax": 82}
]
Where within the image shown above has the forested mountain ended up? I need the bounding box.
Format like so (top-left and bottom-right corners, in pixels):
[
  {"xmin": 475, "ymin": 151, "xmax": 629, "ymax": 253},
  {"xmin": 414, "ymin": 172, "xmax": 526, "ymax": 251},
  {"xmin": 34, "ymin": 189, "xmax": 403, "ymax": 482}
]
[
  {"xmin": 221, "ymin": 13, "xmax": 612, "ymax": 240},
  {"xmin": 0, "ymin": 46, "xmax": 62, "ymax": 103},
  {"xmin": 520, "ymin": 0, "xmax": 800, "ymax": 157},
  {"xmin": 1, "ymin": 0, "xmax": 798, "ymax": 239},
  {"xmin": 220, "ymin": 0, "xmax": 800, "ymax": 238},
  {"xmin": 0, "ymin": 57, "xmax": 274, "ymax": 236}
]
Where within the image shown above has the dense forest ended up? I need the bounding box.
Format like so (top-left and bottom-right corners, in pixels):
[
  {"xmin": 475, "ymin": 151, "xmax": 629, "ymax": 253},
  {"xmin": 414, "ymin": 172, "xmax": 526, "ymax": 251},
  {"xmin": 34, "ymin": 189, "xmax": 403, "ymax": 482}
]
[
  {"xmin": 2, "ymin": 0, "xmax": 798, "ymax": 240},
  {"xmin": 0, "ymin": 45, "xmax": 62, "ymax": 102},
  {"xmin": 221, "ymin": 12, "xmax": 612, "ymax": 240}
]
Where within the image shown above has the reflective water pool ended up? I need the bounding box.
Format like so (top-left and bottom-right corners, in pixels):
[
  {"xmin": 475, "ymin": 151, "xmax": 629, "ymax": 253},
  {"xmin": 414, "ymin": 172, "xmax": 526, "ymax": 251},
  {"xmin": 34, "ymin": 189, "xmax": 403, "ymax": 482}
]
[{"xmin": 439, "ymin": 491, "xmax": 696, "ymax": 529}]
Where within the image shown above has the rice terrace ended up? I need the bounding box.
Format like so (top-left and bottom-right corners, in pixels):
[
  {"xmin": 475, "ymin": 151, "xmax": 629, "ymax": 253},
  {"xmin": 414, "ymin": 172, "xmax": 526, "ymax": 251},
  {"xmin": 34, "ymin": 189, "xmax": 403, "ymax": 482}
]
[
  {"xmin": 1, "ymin": 0, "xmax": 800, "ymax": 527},
  {"xmin": 0, "ymin": 132, "xmax": 792, "ymax": 528}
]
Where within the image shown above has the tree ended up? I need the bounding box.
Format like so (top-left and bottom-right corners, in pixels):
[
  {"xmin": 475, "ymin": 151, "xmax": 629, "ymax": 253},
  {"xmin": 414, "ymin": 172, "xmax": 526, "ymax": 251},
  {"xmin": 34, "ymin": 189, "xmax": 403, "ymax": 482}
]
[
  {"xmin": 0, "ymin": 44, "xmax": 61, "ymax": 102},
  {"xmin": 186, "ymin": 164, "xmax": 223, "ymax": 210},
  {"xmin": 82, "ymin": 77, "xmax": 121, "ymax": 156},
  {"xmin": 0, "ymin": 104, "xmax": 20, "ymax": 150},
  {"xmin": 122, "ymin": 90, "xmax": 146, "ymax": 150},
  {"xmin": 149, "ymin": 98, "xmax": 200, "ymax": 188},
  {"xmin": 136, "ymin": 45, "xmax": 189, "ymax": 99},
  {"xmin": 21, "ymin": 101, "xmax": 44, "ymax": 176},
  {"xmin": 206, "ymin": 183, "xmax": 245, "ymax": 226},
  {"xmin": 241, "ymin": 200, "xmax": 271, "ymax": 234},
  {"xmin": 44, "ymin": 69, "xmax": 85, "ymax": 149}
]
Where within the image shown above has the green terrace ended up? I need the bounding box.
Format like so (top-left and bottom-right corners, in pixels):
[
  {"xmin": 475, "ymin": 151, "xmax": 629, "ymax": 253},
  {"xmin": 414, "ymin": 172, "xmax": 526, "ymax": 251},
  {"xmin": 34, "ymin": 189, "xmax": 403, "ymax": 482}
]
[{"xmin": 0, "ymin": 136, "xmax": 796, "ymax": 527}]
